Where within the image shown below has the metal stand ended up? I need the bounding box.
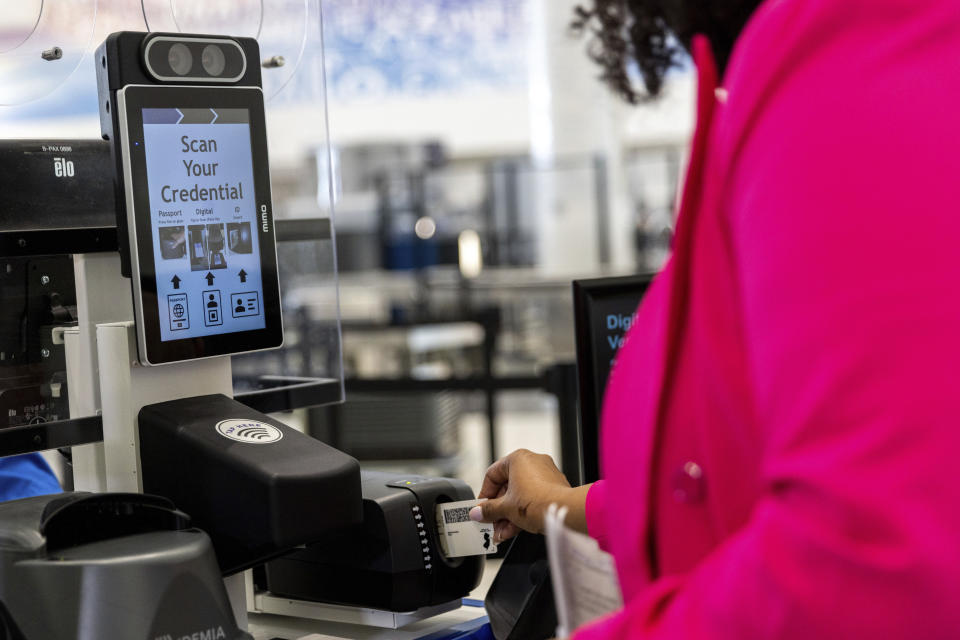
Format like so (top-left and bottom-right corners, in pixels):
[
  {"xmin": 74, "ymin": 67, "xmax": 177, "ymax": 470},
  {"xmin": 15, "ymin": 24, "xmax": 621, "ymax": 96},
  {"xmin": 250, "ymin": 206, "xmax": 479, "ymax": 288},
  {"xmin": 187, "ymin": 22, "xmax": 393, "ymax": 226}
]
[
  {"xmin": 94, "ymin": 321, "xmax": 233, "ymax": 491},
  {"xmin": 63, "ymin": 253, "xmax": 473, "ymax": 634},
  {"xmin": 66, "ymin": 253, "xmax": 134, "ymax": 492},
  {"xmin": 250, "ymin": 591, "xmax": 460, "ymax": 630},
  {"xmin": 65, "ymin": 253, "xmax": 246, "ymax": 628}
]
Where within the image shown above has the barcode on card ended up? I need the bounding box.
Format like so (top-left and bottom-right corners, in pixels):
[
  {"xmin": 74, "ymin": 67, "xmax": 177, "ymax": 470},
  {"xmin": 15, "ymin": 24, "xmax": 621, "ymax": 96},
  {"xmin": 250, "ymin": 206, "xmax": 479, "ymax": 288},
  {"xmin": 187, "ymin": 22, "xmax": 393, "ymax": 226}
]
[{"xmin": 443, "ymin": 506, "xmax": 472, "ymax": 524}]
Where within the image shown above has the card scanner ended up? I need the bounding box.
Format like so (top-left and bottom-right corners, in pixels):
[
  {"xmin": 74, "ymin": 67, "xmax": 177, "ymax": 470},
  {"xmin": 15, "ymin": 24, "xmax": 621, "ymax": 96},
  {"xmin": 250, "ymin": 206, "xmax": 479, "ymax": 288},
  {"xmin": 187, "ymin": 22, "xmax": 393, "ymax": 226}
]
[
  {"xmin": 264, "ymin": 471, "xmax": 485, "ymax": 612},
  {"xmin": 139, "ymin": 393, "xmax": 363, "ymax": 575}
]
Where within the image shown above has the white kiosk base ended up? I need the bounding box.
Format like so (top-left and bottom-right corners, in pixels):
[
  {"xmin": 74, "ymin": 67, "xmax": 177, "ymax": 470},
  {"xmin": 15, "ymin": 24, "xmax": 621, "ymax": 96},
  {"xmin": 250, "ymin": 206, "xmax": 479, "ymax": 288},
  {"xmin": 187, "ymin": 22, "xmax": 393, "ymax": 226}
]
[
  {"xmin": 251, "ymin": 592, "xmax": 460, "ymax": 629},
  {"xmin": 64, "ymin": 253, "xmax": 248, "ymax": 627}
]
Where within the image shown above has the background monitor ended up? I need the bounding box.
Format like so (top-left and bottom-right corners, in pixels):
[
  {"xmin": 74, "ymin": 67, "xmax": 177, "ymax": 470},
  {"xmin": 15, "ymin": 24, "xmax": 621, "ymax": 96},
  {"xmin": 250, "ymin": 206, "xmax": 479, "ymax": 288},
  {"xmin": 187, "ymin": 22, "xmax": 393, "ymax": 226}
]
[{"xmin": 572, "ymin": 274, "xmax": 654, "ymax": 484}]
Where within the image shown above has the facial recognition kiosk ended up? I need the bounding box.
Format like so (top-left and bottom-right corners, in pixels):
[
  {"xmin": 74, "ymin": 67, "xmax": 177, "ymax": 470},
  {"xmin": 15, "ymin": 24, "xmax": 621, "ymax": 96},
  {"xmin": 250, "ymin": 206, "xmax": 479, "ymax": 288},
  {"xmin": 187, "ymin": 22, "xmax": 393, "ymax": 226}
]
[
  {"xmin": 0, "ymin": 24, "xmax": 488, "ymax": 639},
  {"xmin": 99, "ymin": 32, "xmax": 284, "ymax": 366}
]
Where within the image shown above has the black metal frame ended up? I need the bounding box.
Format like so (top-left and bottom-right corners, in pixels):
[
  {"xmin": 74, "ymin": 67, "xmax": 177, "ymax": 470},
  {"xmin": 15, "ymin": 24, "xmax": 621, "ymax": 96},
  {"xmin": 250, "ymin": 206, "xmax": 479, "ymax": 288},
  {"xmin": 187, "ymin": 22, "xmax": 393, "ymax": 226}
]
[
  {"xmin": 234, "ymin": 376, "xmax": 342, "ymax": 415},
  {"xmin": 0, "ymin": 375, "xmax": 344, "ymax": 458},
  {"xmin": 323, "ymin": 363, "xmax": 583, "ymax": 486},
  {"xmin": 0, "ymin": 217, "xmax": 338, "ymax": 458},
  {"xmin": 0, "ymin": 219, "xmax": 329, "ymax": 259},
  {"xmin": 0, "ymin": 227, "xmax": 119, "ymax": 257},
  {"xmin": 0, "ymin": 416, "xmax": 104, "ymax": 458},
  {"xmin": 314, "ymin": 303, "xmax": 584, "ymax": 485}
]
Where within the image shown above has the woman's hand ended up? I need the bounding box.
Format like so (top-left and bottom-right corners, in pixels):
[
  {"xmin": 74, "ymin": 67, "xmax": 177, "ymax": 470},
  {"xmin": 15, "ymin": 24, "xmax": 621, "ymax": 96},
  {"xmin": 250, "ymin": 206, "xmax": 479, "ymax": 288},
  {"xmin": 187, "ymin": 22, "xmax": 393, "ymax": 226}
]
[{"xmin": 469, "ymin": 449, "xmax": 591, "ymax": 543}]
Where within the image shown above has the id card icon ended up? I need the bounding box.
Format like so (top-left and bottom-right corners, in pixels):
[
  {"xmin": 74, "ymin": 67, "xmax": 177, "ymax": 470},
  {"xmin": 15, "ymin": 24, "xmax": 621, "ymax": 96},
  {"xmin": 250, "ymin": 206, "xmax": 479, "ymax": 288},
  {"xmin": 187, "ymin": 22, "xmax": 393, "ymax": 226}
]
[
  {"xmin": 167, "ymin": 293, "xmax": 190, "ymax": 331},
  {"xmin": 231, "ymin": 291, "xmax": 260, "ymax": 318}
]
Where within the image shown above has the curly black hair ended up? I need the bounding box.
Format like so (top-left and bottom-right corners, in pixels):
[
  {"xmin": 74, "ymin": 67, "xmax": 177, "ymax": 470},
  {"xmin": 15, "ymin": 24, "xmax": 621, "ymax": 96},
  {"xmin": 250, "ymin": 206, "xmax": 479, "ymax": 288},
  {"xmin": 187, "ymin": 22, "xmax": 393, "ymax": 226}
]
[{"xmin": 572, "ymin": 1, "xmax": 764, "ymax": 103}]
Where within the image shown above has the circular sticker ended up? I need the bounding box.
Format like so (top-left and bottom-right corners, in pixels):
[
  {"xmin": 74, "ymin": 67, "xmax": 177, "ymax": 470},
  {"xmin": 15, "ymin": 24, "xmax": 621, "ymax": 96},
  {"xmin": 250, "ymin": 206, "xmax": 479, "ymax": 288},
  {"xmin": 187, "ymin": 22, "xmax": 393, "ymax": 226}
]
[{"xmin": 215, "ymin": 419, "xmax": 283, "ymax": 444}]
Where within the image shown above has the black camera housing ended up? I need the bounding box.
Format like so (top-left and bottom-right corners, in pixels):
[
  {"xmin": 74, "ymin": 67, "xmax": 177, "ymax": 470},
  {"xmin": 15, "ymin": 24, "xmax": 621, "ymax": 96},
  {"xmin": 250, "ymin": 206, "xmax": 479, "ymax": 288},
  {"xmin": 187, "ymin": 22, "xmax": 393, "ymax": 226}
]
[
  {"xmin": 143, "ymin": 36, "xmax": 248, "ymax": 84},
  {"xmin": 96, "ymin": 31, "xmax": 263, "ymax": 277}
]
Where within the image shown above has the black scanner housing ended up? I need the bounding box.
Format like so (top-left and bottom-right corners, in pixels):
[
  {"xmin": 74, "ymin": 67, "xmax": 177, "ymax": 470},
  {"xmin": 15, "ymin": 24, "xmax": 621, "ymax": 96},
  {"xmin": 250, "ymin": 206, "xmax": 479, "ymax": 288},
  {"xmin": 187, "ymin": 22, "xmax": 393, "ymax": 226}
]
[
  {"xmin": 264, "ymin": 471, "xmax": 484, "ymax": 612},
  {"xmin": 139, "ymin": 393, "xmax": 363, "ymax": 575},
  {"xmin": 0, "ymin": 492, "xmax": 249, "ymax": 640}
]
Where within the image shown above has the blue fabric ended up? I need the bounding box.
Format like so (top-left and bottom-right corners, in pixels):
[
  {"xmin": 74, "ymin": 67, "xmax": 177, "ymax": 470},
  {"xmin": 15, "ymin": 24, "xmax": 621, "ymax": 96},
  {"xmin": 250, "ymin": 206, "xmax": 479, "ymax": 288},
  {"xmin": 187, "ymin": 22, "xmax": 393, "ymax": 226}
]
[{"xmin": 0, "ymin": 454, "xmax": 62, "ymax": 502}]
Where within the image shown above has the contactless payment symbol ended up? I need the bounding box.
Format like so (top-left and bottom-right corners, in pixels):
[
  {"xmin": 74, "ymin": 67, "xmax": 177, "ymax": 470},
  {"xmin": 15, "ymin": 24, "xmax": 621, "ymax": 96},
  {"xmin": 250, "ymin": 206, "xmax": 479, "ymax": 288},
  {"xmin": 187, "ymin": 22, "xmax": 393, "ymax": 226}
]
[
  {"xmin": 167, "ymin": 293, "xmax": 190, "ymax": 331},
  {"xmin": 215, "ymin": 419, "xmax": 283, "ymax": 444}
]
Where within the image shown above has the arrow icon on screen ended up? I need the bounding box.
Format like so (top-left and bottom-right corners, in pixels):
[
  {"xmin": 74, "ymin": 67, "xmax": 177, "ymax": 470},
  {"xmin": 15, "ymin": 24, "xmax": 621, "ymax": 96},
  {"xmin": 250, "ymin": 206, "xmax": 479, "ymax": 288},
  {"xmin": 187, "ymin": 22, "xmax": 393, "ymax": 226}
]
[
  {"xmin": 171, "ymin": 275, "xmax": 181, "ymax": 290},
  {"xmin": 210, "ymin": 108, "xmax": 219, "ymax": 124},
  {"xmin": 205, "ymin": 272, "xmax": 215, "ymax": 286},
  {"xmin": 238, "ymin": 269, "xmax": 248, "ymax": 283}
]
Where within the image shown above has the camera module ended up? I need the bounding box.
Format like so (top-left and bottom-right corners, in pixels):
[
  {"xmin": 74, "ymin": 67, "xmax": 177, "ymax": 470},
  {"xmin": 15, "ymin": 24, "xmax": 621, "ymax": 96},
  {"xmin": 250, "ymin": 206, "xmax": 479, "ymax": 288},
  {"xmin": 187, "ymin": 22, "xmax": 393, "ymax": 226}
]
[
  {"xmin": 201, "ymin": 45, "xmax": 227, "ymax": 77},
  {"xmin": 168, "ymin": 43, "xmax": 193, "ymax": 76},
  {"xmin": 143, "ymin": 35, "xmax": 246, "ymax": 83}
]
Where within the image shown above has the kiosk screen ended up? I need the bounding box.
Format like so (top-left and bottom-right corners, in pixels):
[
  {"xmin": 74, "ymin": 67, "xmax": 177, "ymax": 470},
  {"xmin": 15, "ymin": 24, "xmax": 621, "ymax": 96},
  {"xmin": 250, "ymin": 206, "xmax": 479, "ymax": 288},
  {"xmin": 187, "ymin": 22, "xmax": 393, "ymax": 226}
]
[{"xmin": 141, "ymin": 108, "xmax": 266, "ymax": 342}]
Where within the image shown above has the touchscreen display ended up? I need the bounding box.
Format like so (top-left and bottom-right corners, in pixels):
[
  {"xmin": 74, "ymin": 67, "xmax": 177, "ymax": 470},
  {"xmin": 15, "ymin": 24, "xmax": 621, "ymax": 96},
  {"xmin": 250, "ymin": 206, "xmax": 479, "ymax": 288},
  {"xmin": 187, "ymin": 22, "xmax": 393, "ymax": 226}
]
[
  {"xmin": 587, "ymin": 291, "xmax": 644, "ymax": 404},
  {"xmin": 142, "ymin": 108, "xmax": 267, "ymax": 342}
]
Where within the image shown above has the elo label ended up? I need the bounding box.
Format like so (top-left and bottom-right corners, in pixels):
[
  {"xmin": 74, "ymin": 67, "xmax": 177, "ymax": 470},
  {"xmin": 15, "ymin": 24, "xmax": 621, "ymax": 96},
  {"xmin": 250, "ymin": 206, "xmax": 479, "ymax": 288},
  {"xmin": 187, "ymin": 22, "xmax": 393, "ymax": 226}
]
[{"xmin": 215, "ymin": 419, "xmax": 283, "ymax": 444}]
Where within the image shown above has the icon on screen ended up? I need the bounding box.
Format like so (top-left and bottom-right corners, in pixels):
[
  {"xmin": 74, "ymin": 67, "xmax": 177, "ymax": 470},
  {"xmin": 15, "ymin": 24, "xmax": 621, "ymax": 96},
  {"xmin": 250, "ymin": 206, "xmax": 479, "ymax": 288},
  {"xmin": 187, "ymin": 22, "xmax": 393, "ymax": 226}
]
[
  {"xmin": 231, "ymin": 292, "xmax": 260, "ymax": 318},
  {"xmin": 203, "ymin": 290, "xmax": 224, "ymax": 327},
  {"xmin": 167, "ymin": 293, "xmax": 190, "ymax": 331}
]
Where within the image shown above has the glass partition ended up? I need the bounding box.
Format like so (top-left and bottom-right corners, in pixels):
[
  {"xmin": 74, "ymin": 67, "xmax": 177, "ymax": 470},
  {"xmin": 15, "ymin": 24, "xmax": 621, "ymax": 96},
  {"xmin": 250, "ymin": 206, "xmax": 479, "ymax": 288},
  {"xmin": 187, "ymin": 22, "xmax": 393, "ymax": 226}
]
[
  {"xmin": 0, "ymin": 0, "xmax": 98, "ymax": 105},
  {"xmin": 140, "ymin": 0, "xmax": 315, "ymax": 101},
  {"xmin": 0, "ymin": 1, "xmax": 344, "ymax": 455}
]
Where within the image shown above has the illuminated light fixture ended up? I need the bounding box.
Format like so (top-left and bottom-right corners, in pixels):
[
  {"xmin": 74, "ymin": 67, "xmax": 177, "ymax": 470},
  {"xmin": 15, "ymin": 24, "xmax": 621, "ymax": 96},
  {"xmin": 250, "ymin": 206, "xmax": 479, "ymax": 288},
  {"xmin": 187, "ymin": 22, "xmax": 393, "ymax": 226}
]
[
  {"xmin": 458, "ymin": 230, "xmax": 483, "ymax": 279},
  {"xmin": 414, "ymin": 216, "xmax": 437, "ymax": 240}
]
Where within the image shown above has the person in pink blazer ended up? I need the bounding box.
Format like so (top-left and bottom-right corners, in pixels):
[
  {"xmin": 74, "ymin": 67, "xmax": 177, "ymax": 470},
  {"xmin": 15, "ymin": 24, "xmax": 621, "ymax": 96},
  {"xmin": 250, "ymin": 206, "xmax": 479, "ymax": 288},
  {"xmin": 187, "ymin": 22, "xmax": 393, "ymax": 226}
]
[{"xmin": 470, "ymin": 0, "xmax": 960, "ymax": 637}]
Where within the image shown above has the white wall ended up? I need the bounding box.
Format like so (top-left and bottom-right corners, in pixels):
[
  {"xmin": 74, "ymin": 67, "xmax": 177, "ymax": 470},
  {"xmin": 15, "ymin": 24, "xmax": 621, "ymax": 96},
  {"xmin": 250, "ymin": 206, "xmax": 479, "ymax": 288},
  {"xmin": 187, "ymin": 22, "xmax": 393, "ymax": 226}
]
[{"xmin": 269, "ymin": 89, "xmax": 532, "ymax": 168}]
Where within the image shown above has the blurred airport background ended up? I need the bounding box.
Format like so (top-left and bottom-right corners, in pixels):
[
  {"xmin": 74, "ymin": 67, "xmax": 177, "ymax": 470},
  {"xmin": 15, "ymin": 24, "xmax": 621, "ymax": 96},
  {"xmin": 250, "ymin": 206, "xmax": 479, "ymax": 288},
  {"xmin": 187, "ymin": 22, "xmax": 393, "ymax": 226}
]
[{"xmin": 1, "ymin": 0, "xmax": 694, "ymax": 490}]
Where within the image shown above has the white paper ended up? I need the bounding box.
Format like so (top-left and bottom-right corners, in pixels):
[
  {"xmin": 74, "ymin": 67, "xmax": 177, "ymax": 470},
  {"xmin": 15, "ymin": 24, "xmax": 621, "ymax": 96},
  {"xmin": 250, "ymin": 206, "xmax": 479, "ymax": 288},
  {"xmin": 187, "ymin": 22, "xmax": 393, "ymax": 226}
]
[{"xmin": 545, "ymin": 504, "xmax": 623, "ymax": 638}]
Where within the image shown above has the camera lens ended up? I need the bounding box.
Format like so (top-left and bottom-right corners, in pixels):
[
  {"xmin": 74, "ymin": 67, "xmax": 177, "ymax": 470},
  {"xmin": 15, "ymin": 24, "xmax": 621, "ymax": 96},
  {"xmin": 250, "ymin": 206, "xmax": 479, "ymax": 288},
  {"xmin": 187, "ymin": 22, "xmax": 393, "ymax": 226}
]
[
  {"xmin": 201, "ymin": 44, "xmax": 227, "ymax": 77},
  {"xmin": 168, "ymin": 43, "xmax": 193, "ymax": 76}
]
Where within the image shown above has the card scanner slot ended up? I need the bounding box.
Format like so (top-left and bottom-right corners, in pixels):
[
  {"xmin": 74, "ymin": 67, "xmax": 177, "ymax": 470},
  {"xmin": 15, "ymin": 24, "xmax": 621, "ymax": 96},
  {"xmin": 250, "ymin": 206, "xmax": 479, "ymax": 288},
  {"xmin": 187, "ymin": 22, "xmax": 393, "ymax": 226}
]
[{"xmin": 40, "ymin": 493, "xmax": 191, "ymax": 553}]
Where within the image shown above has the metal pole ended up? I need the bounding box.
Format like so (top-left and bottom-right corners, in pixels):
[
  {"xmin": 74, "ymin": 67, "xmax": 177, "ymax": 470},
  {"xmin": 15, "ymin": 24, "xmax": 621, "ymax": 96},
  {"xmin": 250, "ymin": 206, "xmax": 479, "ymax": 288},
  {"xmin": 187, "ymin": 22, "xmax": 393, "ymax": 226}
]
[
  {"xmin": 544, "ymin": 362, "xmax": 584, "ymax": 486},
  {"xmin": 594, "ymin": 154, "xmax": 612, "ymax": 268}
]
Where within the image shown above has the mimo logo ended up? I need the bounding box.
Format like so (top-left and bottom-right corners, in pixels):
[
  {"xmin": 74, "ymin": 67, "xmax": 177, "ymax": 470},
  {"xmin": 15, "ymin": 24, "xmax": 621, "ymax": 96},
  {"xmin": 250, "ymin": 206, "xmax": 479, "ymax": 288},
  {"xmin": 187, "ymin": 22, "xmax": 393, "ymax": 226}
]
[
  {"xmin": 260, "ymin": 204, "xmax": 269, "ymax": 233},
  {"xmin": 215, "ymin": 419, "xmax": 283, "ymax": 444},
  {"xmin": 54, "ymin": 157, "xmax": 75, "ymax": 178}
]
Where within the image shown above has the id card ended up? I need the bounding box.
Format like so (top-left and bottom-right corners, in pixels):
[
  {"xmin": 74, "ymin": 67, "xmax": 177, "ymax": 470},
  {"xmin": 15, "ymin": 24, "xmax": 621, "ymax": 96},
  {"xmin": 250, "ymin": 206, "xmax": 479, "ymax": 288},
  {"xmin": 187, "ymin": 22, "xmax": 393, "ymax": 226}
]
[{"xmin": 435, "ymin": 500, "xmax": 499, "ymax": 558}]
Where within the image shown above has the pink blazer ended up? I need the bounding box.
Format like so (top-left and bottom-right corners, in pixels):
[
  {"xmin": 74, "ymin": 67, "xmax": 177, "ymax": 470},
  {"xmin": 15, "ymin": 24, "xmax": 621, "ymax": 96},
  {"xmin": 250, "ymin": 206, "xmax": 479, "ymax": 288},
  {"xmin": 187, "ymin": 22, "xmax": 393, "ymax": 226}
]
[{"xmin": 575, "ymin": 0, "xmax": 960, "ymax": 637}]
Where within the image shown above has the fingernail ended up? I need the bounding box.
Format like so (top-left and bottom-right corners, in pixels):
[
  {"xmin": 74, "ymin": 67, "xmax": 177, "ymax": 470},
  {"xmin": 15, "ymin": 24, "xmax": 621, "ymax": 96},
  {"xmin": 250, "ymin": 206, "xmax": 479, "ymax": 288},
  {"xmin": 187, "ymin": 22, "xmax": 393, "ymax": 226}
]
[{"xmin": 469, "ymin": 506, "xmax": 483, "ymax": 522}]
